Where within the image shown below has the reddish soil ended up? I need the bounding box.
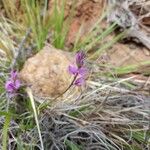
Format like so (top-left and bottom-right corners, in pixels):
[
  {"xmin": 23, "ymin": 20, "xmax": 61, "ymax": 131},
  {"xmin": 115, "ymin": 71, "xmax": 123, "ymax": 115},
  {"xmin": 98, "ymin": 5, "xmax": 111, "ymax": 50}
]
[{"xmin": 65, "ymin": 0, "xmax": 150, "ymax": 72}]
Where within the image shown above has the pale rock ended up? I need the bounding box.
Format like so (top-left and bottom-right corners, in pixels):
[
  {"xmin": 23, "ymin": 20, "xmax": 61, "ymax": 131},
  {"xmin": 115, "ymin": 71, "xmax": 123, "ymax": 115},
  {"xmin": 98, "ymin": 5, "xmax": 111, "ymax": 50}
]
[{"xmin": 20, "ymin": 45, "xmax": 73, "ymax": 97}]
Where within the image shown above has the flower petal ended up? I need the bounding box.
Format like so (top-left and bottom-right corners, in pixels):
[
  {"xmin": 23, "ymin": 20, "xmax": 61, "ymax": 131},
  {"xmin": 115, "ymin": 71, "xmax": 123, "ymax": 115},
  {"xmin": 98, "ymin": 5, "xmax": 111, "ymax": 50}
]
[
  {"xmin": 68, "ymin": 65, "xmax": 78, "ymax": 75},
  {"xmin": 78, "ymin": 67, "xmax": 88, "ymax": 76},
  {"xmin": 5, "ymin": 70, "xmax": 21, "ymax": 95},
  {"xmin": 76, "ymin": 51, "xmax": 86, "ymax": 67},
  {"xmin": 5, "ymin": 81, "xmax": 15, "ymax": 92},
  {"xmin": 10, "ymin": 70, "xmax": 17, "ymax": 79},
  {"xmin": 74, "ymin": 77, "xmax": 85, "ymax": 86},
  {"xmin": 15, "ymin": 79, "xmax": 21, "ymax": 89}
]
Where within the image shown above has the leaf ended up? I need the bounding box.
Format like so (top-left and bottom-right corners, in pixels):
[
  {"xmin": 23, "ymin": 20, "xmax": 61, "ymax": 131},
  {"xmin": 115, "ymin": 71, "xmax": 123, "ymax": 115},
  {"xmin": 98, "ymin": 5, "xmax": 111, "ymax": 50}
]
[
  {"xmin": 2, "ymin": 115, "xmax": 11, "ymax": 150},
  {"xmin": 65, "ymin": 140, "xmax": 81, "ymax": 150},
  {"xmin": 26, "ymin": 87, "xmax": 44, "ymax": 150}
]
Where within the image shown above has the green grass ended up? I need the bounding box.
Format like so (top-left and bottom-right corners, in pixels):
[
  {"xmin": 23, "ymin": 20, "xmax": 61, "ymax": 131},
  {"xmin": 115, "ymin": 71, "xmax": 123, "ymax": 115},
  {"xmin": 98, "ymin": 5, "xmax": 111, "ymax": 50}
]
[
  {"xmin": 2, "ymin": 114, "xmax": 11, "ymax": 150},
  {"xmin": 65, "ymin": 139, "xmax": 81, "ymax": 150},
  {"xmin": 72, "ymin": 8, "xmax": 109, "ymax": 51},
  {"xmin": 1, "ymin": 0, "xmax": 70, "ymax": 51},
  {"xmin": 23, "ymin": 0, "xmax": 51, "ymax": 50},
  {"xmin": 52, "ymin": 0, "xmax": 66, "ymax": 49},
  {"xmin": 114, "ymin": 60, "xmax": 150, "ymax": 75}
]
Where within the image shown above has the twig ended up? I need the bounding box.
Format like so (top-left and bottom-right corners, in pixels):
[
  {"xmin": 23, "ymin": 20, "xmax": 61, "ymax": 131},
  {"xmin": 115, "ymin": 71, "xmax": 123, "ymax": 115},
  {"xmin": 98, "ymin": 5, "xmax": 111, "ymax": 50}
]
[{"xmin": 53, "ymin": 74, "xmax": 78, "ymax": 100}]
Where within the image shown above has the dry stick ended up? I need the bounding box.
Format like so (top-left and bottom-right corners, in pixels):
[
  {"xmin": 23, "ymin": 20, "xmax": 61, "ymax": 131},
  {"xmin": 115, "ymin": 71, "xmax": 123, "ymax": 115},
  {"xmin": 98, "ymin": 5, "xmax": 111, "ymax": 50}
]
[
  {"xmin": 128, "ymin": 28, "xmax": 150, "ymax": 50},
  {"xmin": 9, "ymin": 28, "xmax": 31, "ymax": 70}
]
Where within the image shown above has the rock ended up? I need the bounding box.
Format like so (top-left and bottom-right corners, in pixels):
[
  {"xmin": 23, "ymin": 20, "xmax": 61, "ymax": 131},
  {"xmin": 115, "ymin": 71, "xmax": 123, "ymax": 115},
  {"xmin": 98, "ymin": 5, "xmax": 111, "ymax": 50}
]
[{"xmin": 20, "ymin": 45, "xmax": 73, "ymax": 97}]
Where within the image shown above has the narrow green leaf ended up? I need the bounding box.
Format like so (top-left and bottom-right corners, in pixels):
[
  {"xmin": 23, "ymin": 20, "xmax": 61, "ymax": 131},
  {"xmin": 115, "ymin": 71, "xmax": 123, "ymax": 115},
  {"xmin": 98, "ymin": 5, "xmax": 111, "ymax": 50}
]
[
  {"xmin": 2, "ymin": 115, "xmax": 11, "ymax": 150},
  {"xmin": 26, "ymin": 87, "xmax": 44, "ymax": 150},
  {"xmin": 65, "ymin": 140, "xmax": 81, "ymax": 150}
]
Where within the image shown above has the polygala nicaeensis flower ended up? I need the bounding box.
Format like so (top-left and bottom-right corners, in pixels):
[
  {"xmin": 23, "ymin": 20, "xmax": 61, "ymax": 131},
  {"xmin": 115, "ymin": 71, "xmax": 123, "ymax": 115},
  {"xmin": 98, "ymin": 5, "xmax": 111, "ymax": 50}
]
[
  {"xmin": 5, "ymin": 70, "xmax": 21, "ymax": 97},
  {"xmin": 68, "ymin": 51, "xmax": 88, "ymax": 86}
]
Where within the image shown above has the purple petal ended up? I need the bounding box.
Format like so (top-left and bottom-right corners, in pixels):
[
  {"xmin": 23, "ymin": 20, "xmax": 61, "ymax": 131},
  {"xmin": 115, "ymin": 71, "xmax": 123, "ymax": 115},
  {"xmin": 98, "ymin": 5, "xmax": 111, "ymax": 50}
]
[
  {"xmin": 5, "ymin": 70, "xmax": 21, "ymax": 94},
  {"xmin": 74, "ymin": 77, "xmax": 85, "ymax": 86},
  {"xmin": 10, "ymin": 70, "xmax": 18, "ymax": 80},
  {"xmin": 78, "ymin": 67, "xmax": 88, "ymax": 76},
  {"xmin": 5, "ymin": 81, "xmax": 15, "ymax": 92},
  {"xmin": 68, "ymin": 65, "xmax": 78, "ymax": 75},
  {"xmin": 76, "ymin": 51, "xmax": 86, "ymax": 67},
  {"xmin": 15, "ymin": 79, "xmax": 21, "ymax": 89}
]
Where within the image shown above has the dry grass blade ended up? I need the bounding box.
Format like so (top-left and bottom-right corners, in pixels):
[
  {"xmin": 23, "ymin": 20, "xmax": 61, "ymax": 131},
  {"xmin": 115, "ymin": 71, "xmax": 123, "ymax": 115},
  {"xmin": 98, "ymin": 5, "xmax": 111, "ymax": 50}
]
[{"xmin": 26, "ymin": 87, "xmax": 44, "ymax": 150}]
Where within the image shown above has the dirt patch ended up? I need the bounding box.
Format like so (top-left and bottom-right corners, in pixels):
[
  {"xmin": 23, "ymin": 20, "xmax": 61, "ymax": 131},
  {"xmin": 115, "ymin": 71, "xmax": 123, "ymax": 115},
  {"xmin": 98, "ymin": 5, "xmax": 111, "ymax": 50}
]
[
  {"xmin": 65, "ymin": 0, "xmax": 150, "ymax": 72},
  {"xmin": 66, "ymin": 0, "xmax": 106, "ymax": 46},
  {"xmin": 107, "ymin": 42, "xmax": 150, "ymax": 67}
]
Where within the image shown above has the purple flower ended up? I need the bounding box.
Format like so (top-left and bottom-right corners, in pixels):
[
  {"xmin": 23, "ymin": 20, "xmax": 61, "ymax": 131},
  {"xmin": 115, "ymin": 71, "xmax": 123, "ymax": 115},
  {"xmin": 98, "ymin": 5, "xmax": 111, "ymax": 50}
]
[
  {"xmin": 76, "ymin": 51, "xmax": 86, "ymax": 67},
  {"xmin": 5, "ymin": 70, "xmax": 21, "ymax": 97},
  {"xmin": 78, "ymin": 67, "xmax": 88, "ymax": 76},
  {"xmin": 68, "ymin": 65, "xmax": 78, "ymax": 75},
  {"xmin": 68, "ymin": 51, "xmax": 88, "ymax": 86},
  {"xmin": 74, "ymin": 77, "xmax": 85, "ymax": 86},
  {"xmin": 68, "ymin": 65, "xmax": 87, "ymax": 76}
]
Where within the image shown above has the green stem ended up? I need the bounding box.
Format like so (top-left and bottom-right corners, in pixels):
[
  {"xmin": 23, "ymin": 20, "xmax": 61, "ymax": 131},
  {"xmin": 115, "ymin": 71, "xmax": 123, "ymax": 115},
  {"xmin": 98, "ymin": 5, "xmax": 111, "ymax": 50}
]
[{"xmin": 54, "ymin": 74, "xmax": 78, "ymax": 100}]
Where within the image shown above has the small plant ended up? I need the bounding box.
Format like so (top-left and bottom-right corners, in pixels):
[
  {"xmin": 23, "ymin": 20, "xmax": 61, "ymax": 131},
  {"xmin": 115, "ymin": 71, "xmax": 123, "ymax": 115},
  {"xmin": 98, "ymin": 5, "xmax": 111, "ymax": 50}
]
[
  {"xmin": 0, "ymin": 1, "xmax": 150, "ymax": 149},
  {"xmin": 68, "ymin": 51, "xmax": 88, "ymax": 86},
  {"xmin": 54, "ymin": 51, "xmax": 88, "ymax": 100},
  {"xmin": 52, "ymin": 0, "xmax": 66, "ymax": 49},
  {"xmin": 5, "ymin": 70, "xmax": 21, "ymax": 98},
  {"xmin": 23, "ymin": 0, "xmax": 51, "ymax": 50}
]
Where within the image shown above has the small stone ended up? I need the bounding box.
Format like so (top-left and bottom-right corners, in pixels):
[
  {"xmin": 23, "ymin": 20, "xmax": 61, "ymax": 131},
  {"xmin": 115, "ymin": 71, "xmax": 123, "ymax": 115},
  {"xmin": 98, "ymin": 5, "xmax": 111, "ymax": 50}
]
[{"xmin": 20, "ymin": 45, "xmax": 73, "ymax": 97}]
